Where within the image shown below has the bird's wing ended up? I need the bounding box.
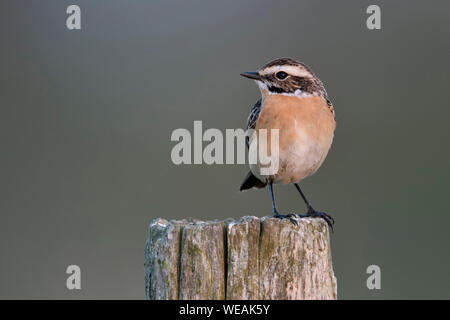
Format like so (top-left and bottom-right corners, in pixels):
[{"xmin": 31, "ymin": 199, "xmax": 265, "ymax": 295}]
[
  {"xmin": 245, "ymin": 98, "xmax": 262, "ymax": 148},
  {"xmin": 325, "ymin": 98, "xmax": 335, "ymax": 118},
  {"xmin": 241, "ymin": 98, "xmax": 266, "ymax": 191},
  {"xmin": 246, "ymin": 98, "xmax": 262, "ymax": 130}
]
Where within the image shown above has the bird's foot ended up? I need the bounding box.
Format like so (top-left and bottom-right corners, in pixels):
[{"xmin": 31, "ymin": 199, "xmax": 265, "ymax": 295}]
[
  {"xmin": 273, "ymin": 212, "xmax": 299, "ymax": 226},
  {"xmin": 296, "ymin": 208, "xmax": 335, "ymax": 232}
]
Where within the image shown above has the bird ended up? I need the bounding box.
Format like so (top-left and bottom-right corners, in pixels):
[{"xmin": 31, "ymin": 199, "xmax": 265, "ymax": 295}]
[{"xmin": 239, "ymin": 57, "xmax": 336, "ymax": 230}]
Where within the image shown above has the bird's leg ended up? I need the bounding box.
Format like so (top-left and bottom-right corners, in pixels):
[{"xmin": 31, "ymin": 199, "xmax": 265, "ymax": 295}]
[
  {"xmin": 294, "ymin": 183, "xmax": 335, "ymax": 231},
  {"xmin": 269, "ymin": 182, "xmax": 298, "ymax": 226}
]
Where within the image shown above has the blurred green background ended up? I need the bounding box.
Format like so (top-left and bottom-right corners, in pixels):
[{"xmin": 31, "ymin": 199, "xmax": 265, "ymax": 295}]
[{"xmin": 1, "ymin": 0, "xmax": 450, "ymax": 299}]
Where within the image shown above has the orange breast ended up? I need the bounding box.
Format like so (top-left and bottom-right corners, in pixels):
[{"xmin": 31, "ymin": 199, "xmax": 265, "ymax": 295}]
[{"xmin": 253, "ymin": 94, "xmax": 336, "ymax": 183}]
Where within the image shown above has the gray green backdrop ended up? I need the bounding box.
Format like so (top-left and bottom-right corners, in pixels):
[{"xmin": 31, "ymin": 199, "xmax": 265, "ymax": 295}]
[{"xmin": 1, "ymin": 0, "xmax": 450, "ymax": 299}]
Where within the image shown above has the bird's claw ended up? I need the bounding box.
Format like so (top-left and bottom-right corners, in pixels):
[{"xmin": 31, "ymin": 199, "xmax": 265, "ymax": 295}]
[
  {"xmin": 299, "ymin": 209, "xmax": 335, "ymax": 232},
  {"xmin": 273, "ymin": 213, "xmax": 299, "ymax": 226},
  {"xmin": 273, "ymin": 210, "xmax": 334, "ymax": 232}
]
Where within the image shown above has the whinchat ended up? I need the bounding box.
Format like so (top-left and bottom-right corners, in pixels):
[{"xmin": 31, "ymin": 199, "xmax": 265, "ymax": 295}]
[{"xmin": 239, "ymin": 58, "xmax": 336, "ymax": 229}]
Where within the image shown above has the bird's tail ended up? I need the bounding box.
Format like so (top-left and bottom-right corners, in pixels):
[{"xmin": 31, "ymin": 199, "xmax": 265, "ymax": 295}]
[{"xmin": 239, "ymin": 171, "xmax": 267, "ymax": 191}]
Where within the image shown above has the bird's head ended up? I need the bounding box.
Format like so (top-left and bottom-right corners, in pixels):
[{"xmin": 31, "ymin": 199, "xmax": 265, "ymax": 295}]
[{"xmin": 241, "ymin": 58, "xmax": 326, "ymax": 98}]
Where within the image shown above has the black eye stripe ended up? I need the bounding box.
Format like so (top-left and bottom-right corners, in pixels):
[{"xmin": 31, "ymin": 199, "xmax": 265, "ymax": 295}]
[
  {"xmin": 275, "ymin": 71, "xmax": 288, "ymax": 80},
  {"xmin": 268, "ymin": 86, "xmax": 285, "ymax": 93}
]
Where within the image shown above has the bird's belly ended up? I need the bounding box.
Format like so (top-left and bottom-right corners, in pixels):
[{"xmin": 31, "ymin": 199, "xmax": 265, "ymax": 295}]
[
  {"xmin": 250, "ymin": 95, "xmax": 335, "ymax": 184},
  {"xmin": 274, "ymin": 129, "xmax": 329, "ymax": 183}
]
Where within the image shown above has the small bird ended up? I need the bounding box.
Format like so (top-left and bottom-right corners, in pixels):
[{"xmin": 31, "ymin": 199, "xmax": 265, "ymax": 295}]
[{"xmin": 239, "ymin": 58, "xmax": 336, "ymax": 229}]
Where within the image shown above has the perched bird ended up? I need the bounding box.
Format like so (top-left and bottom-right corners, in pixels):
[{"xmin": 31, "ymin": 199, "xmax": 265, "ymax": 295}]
[{"xmin": 240, "ymin": 58, "xmax": 336, "ymax": 229}]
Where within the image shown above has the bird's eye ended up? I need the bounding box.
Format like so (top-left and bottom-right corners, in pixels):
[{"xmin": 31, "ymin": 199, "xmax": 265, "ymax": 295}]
[{"xmin": 275, "ymin": 71, "xmax": 288, "ymax": 80}]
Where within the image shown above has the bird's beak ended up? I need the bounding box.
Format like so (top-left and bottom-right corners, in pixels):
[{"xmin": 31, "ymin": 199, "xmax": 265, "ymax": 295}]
[{"xmin": 240, "ymin": 71, "xmax": 261, "ymax": 81}]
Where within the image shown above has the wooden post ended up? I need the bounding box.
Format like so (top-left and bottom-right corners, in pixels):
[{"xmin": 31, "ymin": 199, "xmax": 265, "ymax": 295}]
[{"xmin": 145, "ymin": 216, "xmax": 337, "ymax": 300}]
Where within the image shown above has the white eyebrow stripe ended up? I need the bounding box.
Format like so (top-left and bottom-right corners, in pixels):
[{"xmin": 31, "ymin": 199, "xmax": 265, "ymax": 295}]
[{"xmin": 259, "ymin": 65, "xmax": 311, "ymax": 77}]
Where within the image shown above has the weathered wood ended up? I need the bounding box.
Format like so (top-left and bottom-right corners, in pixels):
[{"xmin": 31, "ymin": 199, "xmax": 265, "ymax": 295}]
[
  {"xmin": 144, "ymin": 218, "xmax": 187, "ymax": 300},
  {"xmin": 226, "ymin": 216, "xmax": 260, "ymax": 300},
  {"xmin": 145, "ymin": 215, "xmax": 337, "ymax": 300},
  {"xmin": 259, "ymin": 217, "xmax": 337, "ymax": 299},
  {"xmin": 179, "ymin": 220, "xmax": 226, "ymax": 299}
]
